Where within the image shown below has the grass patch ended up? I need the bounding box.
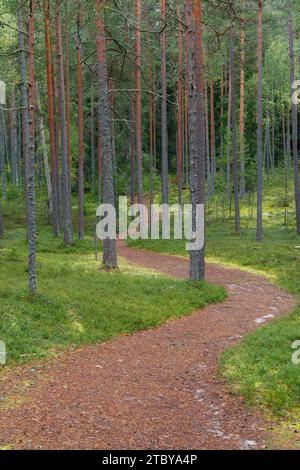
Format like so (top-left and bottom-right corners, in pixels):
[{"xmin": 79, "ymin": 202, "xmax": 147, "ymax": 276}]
[{"xmin": 0, "ymin": 228, "xmax": 225, "ymax": 366}]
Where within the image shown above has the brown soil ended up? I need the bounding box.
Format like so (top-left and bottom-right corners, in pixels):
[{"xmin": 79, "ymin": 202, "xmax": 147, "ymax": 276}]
[{"xmin": 0, "ymin": 241, "xmax": 296, "ymax": 450}]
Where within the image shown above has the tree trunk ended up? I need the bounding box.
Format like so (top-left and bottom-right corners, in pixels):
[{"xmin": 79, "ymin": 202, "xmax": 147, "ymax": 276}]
[
  {"xmin": 18, "ymin": 2, "xmax": 37, "ymax": 294},
  {"xmin": 288, "ymin": 3, "xmax": 300, "ymax": 235},
  {"xmin": 96, "ymin": 0, "xmax": 118, "ymax": 268},
  {"xmin": 227, "ymin": 54, "xmax": 232, "ymax": 197},
  {"xmin": 56, "ymin": 0, "xmax": 73, "ymax": 245},
  {"xmin": 35, "ymin": 82, "xmax": 53, "ymax": 214},
  {"xmin": 146, "ymin": 6, "xmax": 154, "ymax": 210},
  {"xmin": 28, "ymin": 0, "xmax": 35, "ymax": 159},
  {"xmin": 135, "ymin": 0, "xmax": 143, "ymax": 205},
  {"xmin": 43, "ymin": 0, "xmax": 60, "ymax": 236},
  {"xmin": 187, "ymin": 0, "xmax": 205, "ymax": 281},
  {"xmin": 239, "ymin": 29, "xmax": 246, "ymax": 196},
  {"xmin": 161, "ymin": 0, "xmax": 169, "ymax": 205},
  {"xmin": 91, "ymin": 66, "xmax": 96, "ymax": 188},
  {"xmin": 65, "ymin": 0, "xmax": 72, "ymax": 188},
  {"xmin": 256, "ymin": 0, "xmax": 264, "ymax": 242},
  {"xmin": 76, "ymin": 14, "xmax": 85, "ymax": 240},
  {"xmin": 204, "ymin": 81, "xmax": 211, "ymax": 198},
  {"xmin": 0, "ymin": 105, "xmax": 6, "ymax": 200},
  {"xmin": 176, "ymin": 3, "xmax": 183, "ymax": 207},
  {"xmin": 210, "ymin": 76, "xmax": 215, "ymax": 195},
  {"xmin": 10, "ymin": 87, "xmax": 19, "ymax": 188},
  {"xmin": 230, "ymin": 30, "xmax": 241, "ymax": 235}
]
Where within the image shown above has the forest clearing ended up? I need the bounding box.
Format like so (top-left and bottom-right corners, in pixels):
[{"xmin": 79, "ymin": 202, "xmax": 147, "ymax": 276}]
[{"xmin": 0, "ymin": 0, "xmax": 300, "ymax": 457}]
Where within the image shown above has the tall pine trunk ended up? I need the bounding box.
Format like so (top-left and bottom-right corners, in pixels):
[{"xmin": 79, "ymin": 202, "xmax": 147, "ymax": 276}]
[
  {"xmin": 35, "ymin": 82, "xmax": 53, "ymax": 214},
  {"xmin": 96, "ymin": 0, "xmax": 118, "ymax": 268},
  {"xmin": 56, "ymin": 0, "xmax": 73, "ymax": 245},
  {"xmin": 256, "ymin": 0, "xmax": 264, "ymax": 242},
  {"xmin": 76, "ymin": 13, "xmax": 85, "ymax": 240},
  {"xmin": 187, "ymin": 0, "xmax": 205, "ymax": 281},
  {"xmin": 43, "ymin": 0, "xmax": 60, "ymax": 236},
  {"xmin": 176, "ymin": 3, "xmax": 183, "ymax": 207},
  {"xmin": 230, "ymin": 30, "xmax": 241, "ymax": 235},
  {"xmin": 239, "ymin": 29, "xmax": 246, "ymax": 196},
  {"xmin": 19, "ymin": 2, "xmax": 37, "ymax": 294},
  {"xmin": 161, "ymin": 0, "xmax": 169, "ymax": 205},
  {"xmin": 135, "ymin": 0, "xmax": 143, "ymax": 205},
  {"xmin": 288, "ymin": 3, "xmax": 300, "ymax": 235}
]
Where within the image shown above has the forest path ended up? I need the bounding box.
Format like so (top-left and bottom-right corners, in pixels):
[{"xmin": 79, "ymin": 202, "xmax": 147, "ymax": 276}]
[{"xmin": 0, "ymin": 241, "xmax": 295, "ymax": 450}]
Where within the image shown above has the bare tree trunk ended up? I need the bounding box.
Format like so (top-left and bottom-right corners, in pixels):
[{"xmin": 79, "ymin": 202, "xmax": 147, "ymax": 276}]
[
  {"xmin": 204, "ymin": 81, "xmax": 211, "ymax": 198},
  {"xmin": 10, "ymin": 87, "xmax": 19, "ymax": 188},
  {"xmin": 91, "ymin": 66, "xmax": 96, "ymax": 188},
  {"xmin": 256, "ymin": 0, "xmax": 264, "ymax": 242},
  {"xmin": 56, "ymin": 0, "xmax": 73, "ymax": 245},
  {"xmin": 96, "ymin": 0, "xmax": 118, "ymax": 268},
  {"xmin": 227, "ymin": 55, "xmax": 232, "ymax": 197},
  {"xmin": 43, "ymin": 0, "xmax": 60, "ymax": 236},
  {"xmin": 176, "ymin": 2, "xmax": 183, "ymax": 207},
  {"xmin": 0, "ymin": 201, "xmax": 3, "ymax": 239},
  {"xmin": 129, "ymin": 82, "xmax": 135, "ymax": 207},
  {"xmin": 220, "ymin": 64, "xmax": 224, "ymax": 170},
  {"xmin": 146, "ymin": 6, "xmax": 154, "ymax": 210},
  {"xmin": 76, "ymin": 13, "xmax": 85, "ymax": 240},
  {"xmin": 97, "ymin": 118, "xmax": 102, "ymax": 204},
  {"xmin": 239, "ymin": 29, "xmax": 246, "ymax": 196},
  {"xmin": 135, "ymin": 0, "xmax": 143, "ymax": 205},
  {"xmin": 210, "ymin": 76, "xmax": 215, "ymax": 195},
  {"xmin": 161, "ymin": 0, "xmax": 169, "ymax": 205},
  {"xmin": 230, "ymin": 30, "xmax": 241, "ymax": 235},
  {"xmin": 0, "ymin": 105, "xmax": 6, "ymax": 200},
  {"xmin": 65, "ymin": 0, "xmax": 72, "ymax": 189},
  {"xmin": 187, "ymin": 0, "xmax": 205, "ymax": 281},
  {"xmin": 19, "ymin": 2, "xmax": 37, "ymax": 294},
  {"xmin": 288, "ymin": 3, "xmax": 300, "ymax": 235},
  {"xmin": 35, "ymin": 82, "xmax": 53, "ymax": 214}
]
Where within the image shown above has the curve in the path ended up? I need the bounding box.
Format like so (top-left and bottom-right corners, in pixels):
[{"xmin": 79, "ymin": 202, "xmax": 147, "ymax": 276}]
[{"xmin": 0, "ymin": 241, "xmax": 296, "ymax": 450}]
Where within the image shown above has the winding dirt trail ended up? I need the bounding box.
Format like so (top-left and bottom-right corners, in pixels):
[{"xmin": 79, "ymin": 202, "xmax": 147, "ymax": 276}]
[{"xmin": 0, "ymin": 242, "xmax": 296, "ymax": 450}]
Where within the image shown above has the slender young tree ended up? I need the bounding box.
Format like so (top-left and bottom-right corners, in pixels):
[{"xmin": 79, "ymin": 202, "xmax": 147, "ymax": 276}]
[
  {"xmin": 210, "ymin": 75, "xmax": 216, "ymax": 195},
  {"xmin": 91, "ymin": 66, "xmax": 96, "ymax": 188},
  {"xmin": 239, "ymin": 28, "xmax": 246, "ymax": 196},
  {"xmin": 35, "ymin": 82, "xmax": 53, "ymax": 214},
  {"xmin": 65, "ymin": 0, "xmax": 72, "ymax": 186},
  {"xmin": 96, "ymin": 0, "xmax": 118, "ymax": 268},
  {"xmin": 230, "ymin": 30, "xmax": 241, "ymax": 234},
  {"xmin": 19, "ymin": 1, "xmax": 37, "ymax": 294},
  {"xmin": 135, "ymin": 0, "xmax": 143, "ymax": 205},
  {"xmin": 256, "ymin": 0, "xmax": 264, "ymax": 242},
  {"xmin": 161, "ymin": 0, "xmax": 169, "ymax": 206},
  {"xmin": 176, "ymin": 2, "xmax": 183, "ymax": 207},
  {"xmin": 28, "ymin": 0, "xmax": 35, "ymax": 154},
  {"xmin": 0, "ymin": 103, "xmax": 6, "ymax": 200},
  {"xmin": 43, "ymin": 0, "xmax": 60, "ymax": 236},
  {"xmin": 288, "ymin": 3, "xmax": 300, "ymax": 235},
  {"xmin": 10, "ymin": 86, "xmax": 19, "ymax": 188},
  {"xmin": 76, "ymin": 11, "xmax": 85, "ymax": 240},
  {"xmin": 56, "ymin": 0, "xmax": 73, "ymax": 245}
]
